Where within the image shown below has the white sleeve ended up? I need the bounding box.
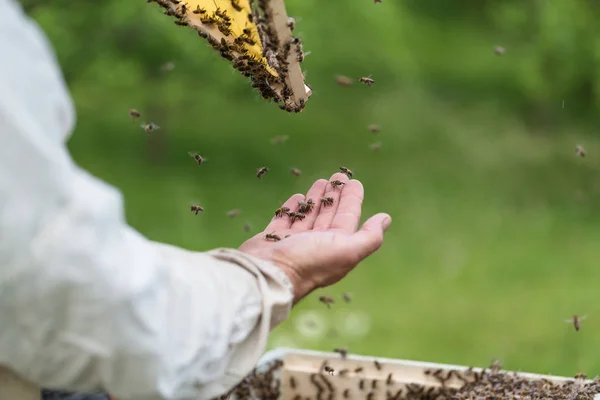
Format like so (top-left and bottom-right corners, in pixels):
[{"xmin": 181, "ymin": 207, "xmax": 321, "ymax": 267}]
[{"xmin": 0, "ymin": 1, "xmax": 294, "ymax": 399}]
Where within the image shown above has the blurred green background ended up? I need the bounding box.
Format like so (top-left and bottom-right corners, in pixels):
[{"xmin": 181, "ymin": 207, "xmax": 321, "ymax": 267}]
[{"xmin": 22, "ymin": 0, "xmax": 600, "ymax": 379}]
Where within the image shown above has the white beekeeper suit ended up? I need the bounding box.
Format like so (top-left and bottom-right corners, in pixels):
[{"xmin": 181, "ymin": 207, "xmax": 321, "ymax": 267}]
[{"xmin": 0, "ymin": 0, "xmax": 294, "ymax": 399}]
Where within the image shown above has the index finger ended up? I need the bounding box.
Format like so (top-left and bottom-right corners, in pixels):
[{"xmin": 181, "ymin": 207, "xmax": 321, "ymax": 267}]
[
  {"xmin": 329, "ymin": 179, "xmax": 365, "ymax": 234},
  {"xmin": 264, "ymin": 193, "xmax": 305, "ymax": 232}
]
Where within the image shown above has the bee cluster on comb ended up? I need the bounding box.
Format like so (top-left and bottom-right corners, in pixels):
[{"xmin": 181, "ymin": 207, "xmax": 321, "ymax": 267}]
[
  {"xmin": 147, "ymin": 0, "xmax": 311, "ymax": 113},
  {"xmin": 208, "ymin": 357, "xmax": 600, "ymax": 400}
]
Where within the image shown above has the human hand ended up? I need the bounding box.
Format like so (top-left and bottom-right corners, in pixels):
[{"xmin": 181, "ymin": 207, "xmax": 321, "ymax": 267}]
[{"xmin": 238, "ymin": 172, "xmax": 392, "ymax": 304}]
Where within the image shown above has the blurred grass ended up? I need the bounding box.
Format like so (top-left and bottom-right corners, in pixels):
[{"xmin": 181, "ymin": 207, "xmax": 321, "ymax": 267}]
[{"xmin": 24, "ymin": 0, "xmax": 600, "ymax": 381}]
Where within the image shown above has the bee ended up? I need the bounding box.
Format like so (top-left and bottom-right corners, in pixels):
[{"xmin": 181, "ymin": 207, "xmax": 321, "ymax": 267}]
[
  {"xmin": 190, "ymin": 204, "xmax": 204, "ymax": 215},
  {"xmin": 323, "ymin": 365, "xmax": 335, "ymax": 375},
  {"xmin": 178, "ymin": 1, "xmax": 187, "ymax": 14},
  {"xmin": 174, "ymin": 20, "xmax": 188, "ymax": 26},
  {"xmin": 193, "ymin": 5, "xmax": 206, "ymax": 14},
  {"xmin": 374, "ymin": 360, "xmax": 382, "ymax": 371},
  {"xmin": 297, "ymin": 199, "xmax": 314, "ymax": 214},
  {"xmin": 359, "ymin": 380, "xmax": 365, "ymax": 391},
  {"xmin": 160, "ymin": 61, "xmax": 175, "ymax": 72},
  {"xmin": 343, "ymin": 389, "xmax": 350, "ymax": 398},
  {"xmin": 494, "ymin": 46, "xmax": 506, "ymax": 55},
  {"xmin": 289, "ymin": 212, "xmax": 306, "ymax": 223},
  {"xmin": 257, "ymin": 166, "xmax": 269, "ymax": 178},
  {"xmin": 355, "ymin": 367, "xmax": 364, "ymax": 373},
  {"xmin": 371, "ymin": 380, "xmax": 377, "ymax": 389},
  {"xmin": 218, "ymin": 23, "xmax": 232, "ymax": 35},
  {"xmin": 319, "ymin": 296, "xmax": 335, "ymax": 308},
  {"xmin": 321, "ymin": 197, "xmax": 334, "ymax": 207},
  {"xmin": 231, "ymin": 0, "xmax": 243, "ymax": 11},
  {"xmin": 339, "ymin": 369, "xmax": 349, "ymax": 376},
  {"xmin": 226, "ymin": 209, "xmax": 241, "ymax": 218},
  {"xmin": 370, "ymin": 141, "xmax": 382, "ymax": 152},
  {"xmin": 128, "ymin": 108, "xmax": 141, "ymax": 121},
  {"xmin": 265, "ymin": 232, "xmax": 282, "ymax": 242},
  {"xmin": 188, "ymin": 152, "xmax": 207, "ymax": 165},
  {"xmin": 359, "ymin": 76, "xmax": 374, "ymax": 86},
  {"xmin": 330, "ymin": 180, "xmax": 345, "ymax": 189},
  {"xmin": 140, "ymin": 122, "xmax": 160, "ymax": 134},
  {"xmin": 576, "ymin": 145, "xmax": 586, "ymax": 157},
  {"xmin": 287, "ymin": 17, "xmax": 296, "ymax": 30},
  {"xmin": 386, "ymin": 373, "xmax": 393, "ymax": 385},
  {"xmin": 368, "ymin": 124, "xmax": 381, "ymax": 133},
  {"xmin": 374, "ymin": 0, "xmax": 382, "ymax": 3},
  {"xmin": 575, "ymin": 372, "xmax": 588, "ymax": 380},
  {"xmin": 334, "ymin": 348, "xmax": 348, "ymax": 359},
  {"xmin": 285, "ymin": 234, "xmax": 291, "ymax": 238},
  {"xmin": 290, "ymin": 168, "xmax": 302, "ymax": 176},
  {"xmin": 565, "ymin": 315, "xmax": 587, "ymax": 331},
  {"xmin": 490, "ymin": 359, "xmax": 502, "ymax": 374},
  {"xmin": 342, "ymin": 292, "xmax": 352, "ymax": 303},
  {"xmin": 335, "ymin": 75, "xmax": 353, "ymax": 87},
  {"xmin": 243, "ymin": 223, "xmax": 251, "ymax": 232},
  {"xmin": 275, "ymin": 207, "xmax": 290, "ymax": 218},
  {"xmin": 367, "ymin": 392, "xmax": 374, "ymax": 400},
  {"xmin": 289, "ymin": 376, "xmax": 297, "ymax": 389},
  {"xmin": 339, "ymin": 166, "xmax": 353, "ymax": 178}
]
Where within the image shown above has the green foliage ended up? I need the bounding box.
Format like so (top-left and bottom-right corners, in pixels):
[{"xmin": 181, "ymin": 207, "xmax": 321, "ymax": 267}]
[{"xmin": 20, "ymin": 0, "xmax": 600, "ymax": 379}]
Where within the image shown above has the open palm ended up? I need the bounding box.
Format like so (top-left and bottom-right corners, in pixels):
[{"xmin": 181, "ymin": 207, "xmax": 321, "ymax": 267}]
[{"xmin": 239, "ymin": 172, "xmax": 392, "ymax": 303}]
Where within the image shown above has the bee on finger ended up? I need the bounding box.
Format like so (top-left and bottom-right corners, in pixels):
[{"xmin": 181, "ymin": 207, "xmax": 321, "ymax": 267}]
[
  {"xmin": 297, "ymin": 199, "xmax": 314, "ymax": 214},
  {"xmin": 128, "ymin": 109, "xmax": 141, "ymax": 121},
  {"xmin": 257, "ymin": 166, "xmax": 269, "ymax": 178},
  {"xmin": 321, "ymin": 196, "xmax": 334, "ymax": 207},
  {"xmin": 191, "ymin": 204, "xmax": 204, "ymax": 215},
  {"xmin": 289, "ymin": 212, "xmax": 305, "ymax": 223},
  {"xmin": 334, "ymin": 347, "xmax": 348, "ymax": 359},
  {"xmin": 265, "ymin": 232, "xmax": 282, "ymax": 242},
  {"xmin": 319, "ymin": 296, "xmax": 335, "ymax": 308},
  {"xmin": 330, "ymin": 180, "xmax": 345, "ymax": 189},
  {"xmin": 339, "ymin": 166, "xmax": 353, "ymax": 178},
  {"xmin": 140, "ymin": 122, "xmax": 160, "ymax": 134},
  {"xmin": 275, "ymin": 207, "xmax": 290, "ymax": 218},
  {"xmin": 359, "ymin": 76, "xmax": 374, "ymax": 86},
  {"xmin": 188, "ymin": 152, "xmax": 207, "ymax": 165}
]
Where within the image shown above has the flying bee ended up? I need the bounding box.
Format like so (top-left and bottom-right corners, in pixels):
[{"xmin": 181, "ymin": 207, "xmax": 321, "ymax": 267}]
[
  {"xmin": 140, "ymin": 122, "xmax": 160, "ymax": 134},
  {"xmin": 576, "ymin": 145, "xmax": 586, "ymax": 157},
  {"xmin": 275, "ymin": 207, "xmax": 290, "ymax": 218},
  {"xmin": 370, "ymin": 141, "xmax": 382, "ymax": 152},
  {"xmin": 226, "ymin": 209, "xmax": 241, "ymax": 218},
  {"xmin": 230, "ymin": 0, "xmax": 243, "ymax": 11},
  {"xmin": 575, "ymin": 372, "xmax": 588, "ymax": 380},
  {"xmin": 342, "ymin": 292, "xmax": 352, "ymax": 303},
  {"xmin": 565, "ymin": 315, "xmax": 587, "ymax": 331},
  {"xmin": 334, "ymin": 348, "xmax": 348, "ymax": 359},
  {"xmin": 265, "ymin": 232, "xmax": 282, "ymax": 242},
  {"xmin": 359, "ymin": 76, "xmax": 374, "ymax": 86},
  {"xmin": 289, "ymin": 212, "xmax": 305, "ymax": 223},
  {"xmin": 243, "ymin": 222, "xmax": 251, "ymax": 232},
  {"xmin": 335, "ymin": 75, "xmax": 353, "ymax": 87},
  {"xmin": 287, "ymin": 17, "xmax": 296, "ymax": 30},
  {"xmin": 257, "ymin": 166, "xmax": 269, "ymax": 178},
  {"xmin": 339, "ymin": 166, "xmax": 353, "ymax": 178},
  {"xmin": 188, "ymin": 152, "xmax": 207, "ymax": 165},
  {"xmin": 290, "ymin": 168, "xmax": 302, "ymax": 176},
  {"xmin": 324, "ymin": 366, "xmax": 335, "ymax": 375},
  {"xmin": 374, "ymin": 0, "xmax": 382, "ymax": 3},
  {"xmin": 160, "ymin": 61, "xmax": 175, "ymax": 72},
  {"xmin": 368, "ymin": 124, "xmax": 381, "ymax": 133},
  {"xmin": 330, "ymin": 180, "xmax": 345, "ymax": 189},
  {"xmin": 321, "ymin": 197, "xmax": 334, "ymax": 207},
  {"xmin": 128, "ymin": 108, "xmax": 141, "ymax": 121},
  {"xmin": 490, "ymin": 359, "xmax": 502, "ymax": 374},
  {"xmin": 190, "ymin": 204, "xmax": 204, "ymax": 215},
  {"xmin": 193, "ymin": 5, "xmax": 206, "ymax": 14},
  {"xmin": 494, "ymin": 45, "xmax": 506, "ymax": 55},
  {"xmin": 319, "ymin": 296, "xmax": 335, "ymax": 308}
]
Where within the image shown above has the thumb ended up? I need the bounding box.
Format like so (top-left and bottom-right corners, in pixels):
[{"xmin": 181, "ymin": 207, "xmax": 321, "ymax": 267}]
[{"xmin": 350, "ymin": 213, "xmax": 392, "ymax": 260}]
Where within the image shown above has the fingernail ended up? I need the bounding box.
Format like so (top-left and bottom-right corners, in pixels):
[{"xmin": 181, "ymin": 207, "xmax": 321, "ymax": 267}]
[{"xmin": 382, "ymin": 216, "xmax": 392, "ymax": 231}]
